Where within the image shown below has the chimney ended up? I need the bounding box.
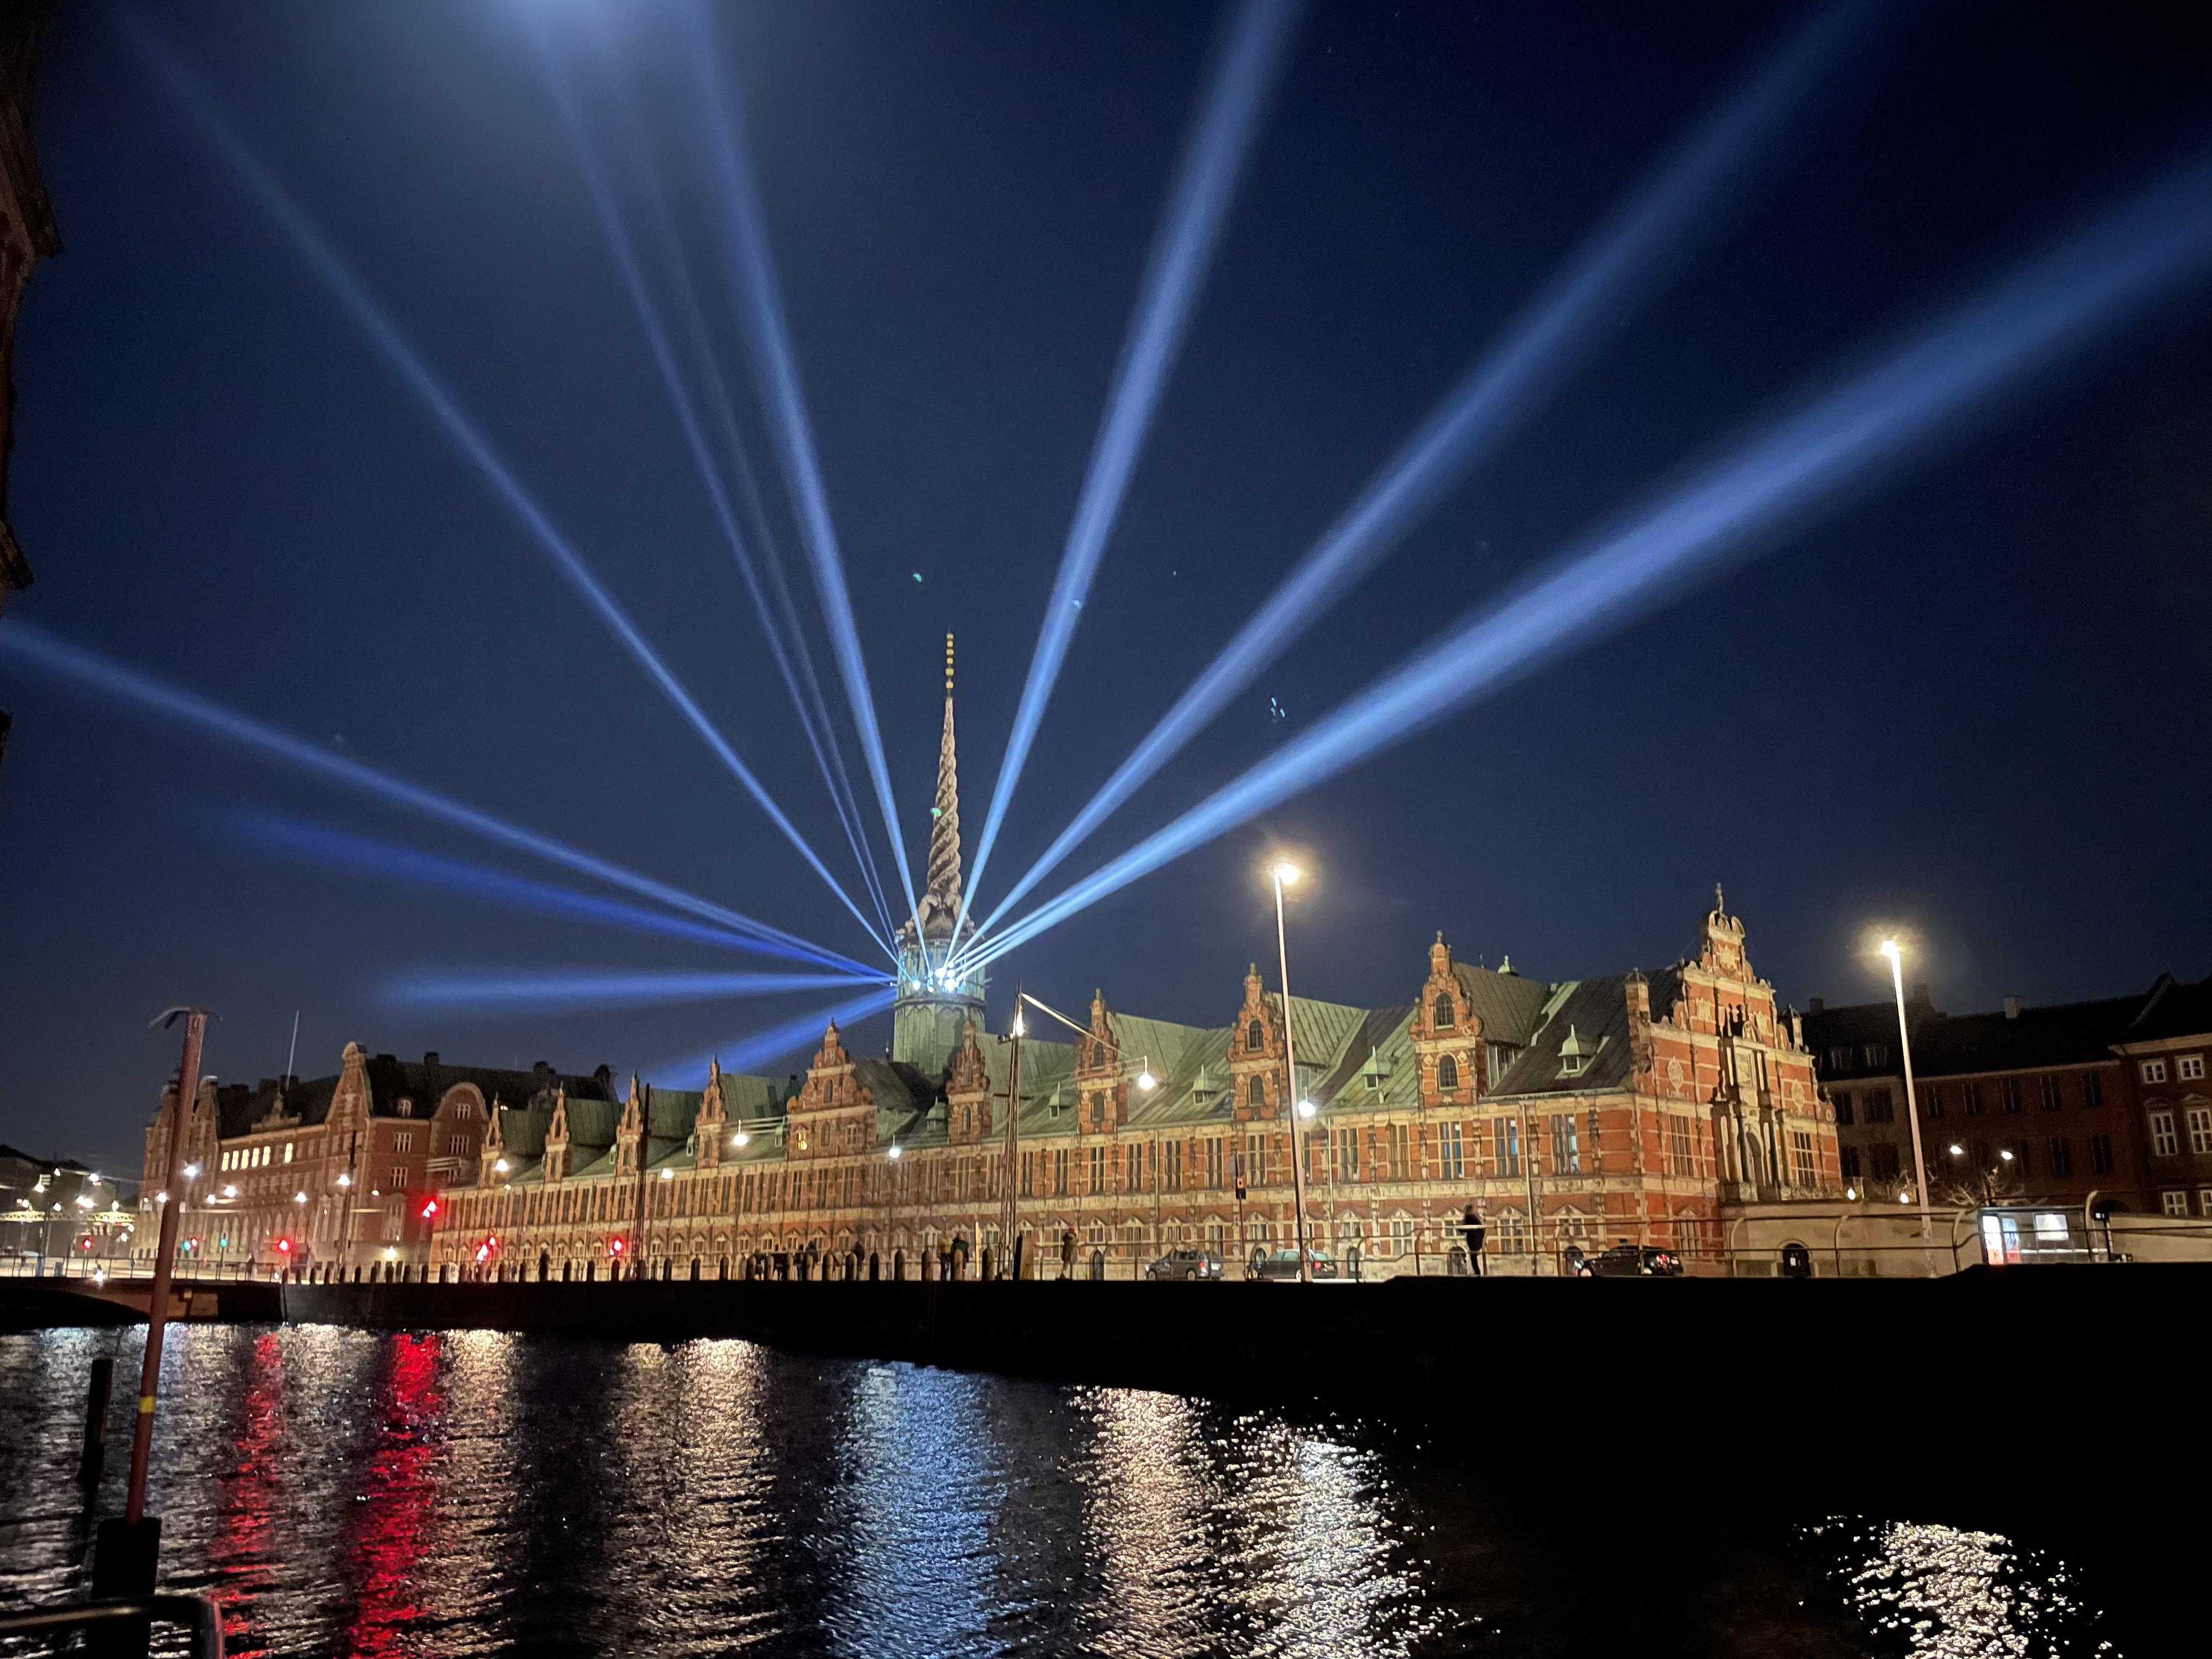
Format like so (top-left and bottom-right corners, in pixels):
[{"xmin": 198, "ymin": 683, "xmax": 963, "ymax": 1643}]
[
  {"xmin": 1910, "ymin": 983, "xmax": 1932, "ymax": 1007},
  {"xmin": 2002, "ymin": 996, "xmax": 2021, "ymax": 1020},
  {"xmin": 1808, "ymin": 997, "xmax": 1825, "ymax": 1014},
  {"xmin": 422, "ymin": 1051, "xmax": 440, "ymax": 1066}
]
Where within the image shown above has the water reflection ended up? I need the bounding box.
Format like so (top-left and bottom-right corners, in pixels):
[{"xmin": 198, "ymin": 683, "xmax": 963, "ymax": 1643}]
[
  {"xmin": 1810, "ymin": 1517, "xmax": 2115, "ymax": 1657},
  {"xmin": 0, "ymin": 1329, "xmax": 2132, "ymax": 1657}
]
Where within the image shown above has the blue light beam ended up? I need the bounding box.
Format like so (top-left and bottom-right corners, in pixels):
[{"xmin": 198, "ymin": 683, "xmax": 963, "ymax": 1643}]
[
  {"xmin": 385, "ymin": 967, "xmax": 882, "ymax": 1014},
  {"xmin": 0, "ymin": 623, "xmax": 872, "ymax": 977},
  {"xmin": 118, "ymin": 10, "xmax": 887, "ymax": 956},
  {"xmin": 964, "ymin": 145, "xmax": 2212, "ymax": 970},
  {"xmin": 527, "ymin": 26, "xmax": 899, "ymax": 948},
  {"xmin": 976, "ymin": 0, "xmax": 1877, "ymax": 936},
  {"xmin": 686, "ymin": 8, "xmax": 920, "ymax": 930},
  {"xmin": 228, "ymin": 811, "xmax": 872, "ymax": 970},
  {"xmin": 648, "ymin": 985, "xmax": 898, "ymax": 1089},
  {"xmin": 962, "ymin": 0, "xmax": 1306, "ymax": 926}
]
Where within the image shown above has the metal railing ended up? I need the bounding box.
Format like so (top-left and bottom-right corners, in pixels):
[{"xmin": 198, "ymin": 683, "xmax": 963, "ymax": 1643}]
[{"xmin": 0, "ymin": 1594, "xmax": 224, "ymax": 1657}]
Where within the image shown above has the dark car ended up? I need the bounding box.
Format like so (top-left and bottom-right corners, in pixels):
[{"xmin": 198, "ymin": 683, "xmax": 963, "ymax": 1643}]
[
  {"xmin": 1146, "ymin": 1248, "xmax": 1225, "ymax": 1282},
  {"xmin": 1586, "ymin": 1244, "xmax": 1684, "ymax": 1277},
  {"xmin": 1245, "ymin": 1247, "xmax": 1341, "ymax": 1282}
]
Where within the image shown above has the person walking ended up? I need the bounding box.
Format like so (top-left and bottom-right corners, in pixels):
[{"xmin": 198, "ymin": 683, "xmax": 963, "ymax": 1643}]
[
  {"xmin": 1460, "ymin": 1206, "xmax": 1486, "ymax": 1276},
  {"xmin": 1060, "ymin": 1228, "xmax": 1077, "ymax": 1281}
]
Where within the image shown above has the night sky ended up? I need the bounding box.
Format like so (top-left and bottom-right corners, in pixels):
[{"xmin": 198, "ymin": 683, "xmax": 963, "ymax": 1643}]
[{"xmin": 3, "ymin": 2, "xmax": 2208, "ymax": 1172}]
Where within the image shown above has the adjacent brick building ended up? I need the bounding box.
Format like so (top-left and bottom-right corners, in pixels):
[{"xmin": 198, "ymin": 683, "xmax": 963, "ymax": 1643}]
[{"xmin": 1808, "ymin": 972, "xmax": 2212, "ymax": 1219}]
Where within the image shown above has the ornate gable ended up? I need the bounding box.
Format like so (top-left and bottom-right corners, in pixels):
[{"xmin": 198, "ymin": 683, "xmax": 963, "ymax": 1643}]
[
  {"xmin": 1228, "ymin": 966, "xmax": 1284, "ymax": 1123},
  {"xmin": 614, "ymin": 1075, "xmax": 644, "ymax": 1177},
  {"xmin": 1410, "ymin": 933, "xmax": 1483, "ymax": 1107},
  {"xmin": 945, "ymin": 1018, "xmax": 991, "ymax": 1143},
  {"xmin": 788, "ymin": 1018, "xmax": 874, "ymax": 1159},
  {"xmin": 695, "ymin": 1057, "xmax": 728, "ymax": 1170},
  {"xmin": 542, "ymin": 1089, "xmax": 569, "ymax": 1183},
  {"xmin": 1074, "ymin": 990, "xmax": 1128, "ymax": 1135}
]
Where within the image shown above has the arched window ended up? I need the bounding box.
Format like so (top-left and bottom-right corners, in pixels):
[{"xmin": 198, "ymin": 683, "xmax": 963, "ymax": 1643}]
[
  {"xmin": 1437, "ymin": 1054, "xmax": 1459, "ymax": 1090},
  {"xmin": 1247, "ymin": 1019, "xmax": 1266, "ymax": 1052},
  {"xmin": 1433, "ymin": 994, "xmax": 1457, "ymax": 1029},
  {"xmin": 1247, "ymin": 1075, "xmax": 1266, "ymax": 1108}
]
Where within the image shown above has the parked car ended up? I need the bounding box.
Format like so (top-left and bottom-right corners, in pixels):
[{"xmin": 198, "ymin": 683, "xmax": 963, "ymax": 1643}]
[
  {"xmin": 1585, "ymin": 1244, "xmax": 1683, "ymax": 1277},
  {"xmin": 1146, "ymin": 1248, "xmax": 1225, "ymax": 1282},
  {"xmin": 1245, "ymin": 1247, "xmax": 1341, "ymax": 1281}
]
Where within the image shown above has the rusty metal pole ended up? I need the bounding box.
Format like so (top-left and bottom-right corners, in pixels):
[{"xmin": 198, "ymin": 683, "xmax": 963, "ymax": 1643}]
[{"xmin": 126, "ymin": 1008, "xmax": 206, "ymax": 1525}]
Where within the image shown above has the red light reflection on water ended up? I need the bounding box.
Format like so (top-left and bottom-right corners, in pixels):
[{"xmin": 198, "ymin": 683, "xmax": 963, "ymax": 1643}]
[
  {"xmin": 206, "ymin": 1331, "xmax": 285, "ymax": 1656},
  {"xmin": 343, "ymin": 1333, "xmax": 447, "ymax": 1657}
]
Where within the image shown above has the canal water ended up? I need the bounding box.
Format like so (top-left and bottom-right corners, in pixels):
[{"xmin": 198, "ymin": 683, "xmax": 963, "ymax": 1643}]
[{"xmin": 0, "ymin": 1327, "xmax": 2125, "ymax": 1656}]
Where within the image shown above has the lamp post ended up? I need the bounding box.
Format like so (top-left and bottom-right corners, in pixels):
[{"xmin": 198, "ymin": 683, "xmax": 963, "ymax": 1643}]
[
  {"xmin": 1271, "ymin": 862, "xmax": 1314, "ymax": 1283},
  {"xmin": 1878, "ymin": 939, "xmax": 1933, "ymax": 1271}
]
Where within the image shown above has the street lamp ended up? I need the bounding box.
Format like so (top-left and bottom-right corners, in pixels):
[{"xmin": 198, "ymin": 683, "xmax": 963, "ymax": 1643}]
[
  {"xmin": 1877, "ymin": 938, "xmax": 1933, "ymax": 1266},
  {"xmin": 1270, "ymin": 859, "xmax": 1314, "ymax": 1283}
]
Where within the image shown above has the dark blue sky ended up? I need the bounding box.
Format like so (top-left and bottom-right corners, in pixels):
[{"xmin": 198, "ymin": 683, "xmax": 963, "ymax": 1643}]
[{"xmin": 4, "ymin": 2, "xmax": 2208, "ymax": 1171}]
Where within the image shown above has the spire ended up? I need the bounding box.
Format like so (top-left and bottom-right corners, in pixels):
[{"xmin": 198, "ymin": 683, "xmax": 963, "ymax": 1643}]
[{"xmin": 919, "ymin": 631, "xmax": 963, "ymax": 939}]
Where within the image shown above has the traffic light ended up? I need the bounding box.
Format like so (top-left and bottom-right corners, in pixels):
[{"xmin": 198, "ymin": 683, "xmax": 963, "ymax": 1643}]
[
  {"xmin": 276, "ymin": 1238, "xmax": 294, "ymax": 1256},
  {"xmin": 419, "ymin": 1197, "xmax": 440, "ymax": 1222}
]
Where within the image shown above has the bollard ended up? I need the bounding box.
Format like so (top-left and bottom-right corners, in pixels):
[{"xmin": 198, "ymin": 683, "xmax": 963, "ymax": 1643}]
[{"xmin": 80, "ymin": 1355, "xmax": 115, "ymax": 1484}]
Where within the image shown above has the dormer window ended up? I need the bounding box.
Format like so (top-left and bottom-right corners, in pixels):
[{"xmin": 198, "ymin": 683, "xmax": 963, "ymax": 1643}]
[
  {"xmin": 397, "ymin": 1098, "xmax": 415, "ymax": 1119},
  {"xmin": 1246, "ymin": 1075, "xmax": 1266, "ymax": 1108},
  {"xmin": 1556, "ymin": 1025, "xmax": 1602, "ymax": 1080},
  {"xmin": 1247, "ymin": 1019, "xmax": 1266, "ymax": 1052},
  {"xmin": 1363, "ymin": 1071, "xmax": 1384, "ymax": 1092},
  {"xmin": 1437, "ymin": 1054, "xmax": 1459, "ymax": 1091},
  {"xmin": 1433, "ymin": 994, "xmax": 1456, "ymax": 1029}
]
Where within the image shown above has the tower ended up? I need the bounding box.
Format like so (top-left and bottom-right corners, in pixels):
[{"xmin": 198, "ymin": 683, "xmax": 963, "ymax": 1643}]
[{"xmin": 893, "ymin": 634, "xmax": 985, "ymax": 1076}]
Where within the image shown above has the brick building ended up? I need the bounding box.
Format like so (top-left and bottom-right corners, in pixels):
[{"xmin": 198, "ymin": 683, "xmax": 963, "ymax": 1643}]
[
  {"xmin": 420, "ymin": 668, "xmax": 1841, "ymax": 1282},
  {"xmin": 1808, "ymin": 972, "xmax": 2212, "ymax": 1218},
  {"xmin": 135, "ymin": 1045, "xmax": 616, "ymax": 1274}
]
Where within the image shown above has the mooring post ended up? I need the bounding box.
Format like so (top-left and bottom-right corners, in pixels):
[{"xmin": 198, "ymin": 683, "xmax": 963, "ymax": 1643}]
[{"xmin": 79, "ymin": 1354, "xmax": 114, "ymax": 1484}]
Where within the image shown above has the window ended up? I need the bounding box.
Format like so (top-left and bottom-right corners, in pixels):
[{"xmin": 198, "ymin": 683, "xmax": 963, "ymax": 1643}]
[
  {"xmin": 1246, "ymin": 1075, "xmax": 1266, "ymax": 1109},
  {"xmin": 283, "ymin": 1142, "xmax": 295, "ymax": 1163},
  {"xmin": 2182, "ymin": 1056, "xmax": 2207, "ymax": 1082},
  {"xmin": 1864, "ymin": 1088, "xmax": 1894, "ymax": 1124},
  {"xmin": 1839, "ymin": 1145, "xmax": 1862, "ymax": 1180},
  {"xmin": 1998, "ymin": 1079, "xmax": 2022, "ymax": 1115},
  {"xmin": 2151, "ymin": 1111, "xmax": 2179, "ymax": 1158},
  {"xmin": 1246, "ymin": 1019, "xmax": 1266, "ymax": 1052},
  {"xmin": 1437, "ymin": 1054, "xmax": 1460, "ymax": 1091},
  {"xmin": 1053, "ymin": 1148, "xmax": 1069, "ymax": 1194},
  {"xmin": 1825, "ymin": 1046, "xmax": 1851, "ymax": 1073},
  {"xmin": 1665, "ymin": 1115, "xmax": 1695, "ymax": 1177},
  {"xmin": 1089, "ymin": 1145, "xmax": 1105, "ymax": 1193},
  {"xmin": 1549, "ymin": 1113, "xmax": 1580, "ymax": 1175},
  {"xmin": 390, "ymin": 1165, "xmax": 407, "ymax": 1187},
  {"xmin": 2161, "ymin": 1190, "xmax": 2190, "ymax": 1217},
  {"xmin": 1495, "ymin": 1118, "xmax": 1521, "ymax": 1177},
  {"xmin": 1164, "ymin": 1140, "xmax": 1182, "ymax": 1190},
  {"xmin": 2081, "ymin": 1073, "xmax": 2104, "ymax": 1109},
  {"xmin": 2090, "ymin": 1134, "xmax": 2113, "ymax": 1175},
  {"xmin": 393, "ymin": 1132, "xmax": 416, "ymax": 1153},
  {"xmin": 1248, "ymin": 1133, "xmax": 1270, "ymax": 1187},
  {"xmin": 1494, "ymin": 1214, "xmax": 1528, "ymax": 1255},
  {"xmin": 1962, "ymin": 1081, "xmax": 1984, "ymax": 1116},
  {"xmin": 1439, "ymin": 1122, "xmax": 1464, "ymax": 1180},
  {"xmin": 2141, "ymin": 1058, "xmax": 2169, "ymax": 1085},
  {"xmin": 1335, "ymin": 1126, "xmax": 1360, "ymax": 1181},
  {"xmin": 2189, "ymin": 1107, "xmax": 2212, "ymax": 1156},
  {"xmin": 1791, "ymin": 1130, "xmax": 1815, "ymax": 1188},
  {"xmin": 1386, "ymin": 1124, "xmax": 1410, "ymax": 1181},
  {"xmin": 2201, "ymin": 1189, "xmax": 2212, "ymax": 1217},
  {"xmin": 1922, "ymin": 1084, "xmax": 1944, "ymax": 1120},
  {"xmin": 2048, "ymin": 1137, "xmax": 2073, "ymax": 1178},
  {"xmin": 1869, "ymin": 1143, "xmax": 1900, "ymax": 1182},
  {"xmin": 1205, "ymin": 1139, "xmax": 1223, "ymax": 1189},
  {"xmin": 1864, "ymin": 1042, "xmax": 1888, "ymax": 1069},
  {"xmin": 2009, "ymin": 1139, "xmax": 2033, "ymax": 1176},
  {"xmin": 2040, "ymin": 1076, "xmax": 2063, "ymax": 1112},
  {"xmin": 1833, "ymin": 1091, "xmax": 1854, "ymax": 1126},
  {"xmin": 1432, "ymin": 993, "xmax": 1456, "ymax": 1029}
]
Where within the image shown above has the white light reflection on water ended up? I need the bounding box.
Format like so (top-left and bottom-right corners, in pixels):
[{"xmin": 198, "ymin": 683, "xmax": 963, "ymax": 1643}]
[
  {"xmin": 1073, "ymin": 1391, "xmax": 1453, "ymax": 1659},
  {"xmin": 827, "ymin": 1362, "xmax": 1005, "ymax": 1659},
  {"xmin": 1808, "ymin": 1517, "xmax": 2116, "ymax": 1658}
]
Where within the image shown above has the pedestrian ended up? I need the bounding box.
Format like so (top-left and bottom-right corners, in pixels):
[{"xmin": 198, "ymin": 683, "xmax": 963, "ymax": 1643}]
[
  {"xmin": 1060, "ymin": 1228, "xmax": 1077, "ymax": 1280},
  {"xmin": 1460, "ymin": 1206, "xmax": 1486, "ymax": 1276}
]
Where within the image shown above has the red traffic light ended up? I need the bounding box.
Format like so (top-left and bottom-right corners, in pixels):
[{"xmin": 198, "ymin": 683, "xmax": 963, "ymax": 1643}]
[
  {"xmin": 276, "ymin": 1238, "xmax": 294, "ymax": 1255},
  {"xmin": 419, "ymin": 1198, "xmax": 440, "ymax": 1220},
  {"xmin": 608, "ymin": 1237, "xmax": 627, "ymax": 1256}
]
